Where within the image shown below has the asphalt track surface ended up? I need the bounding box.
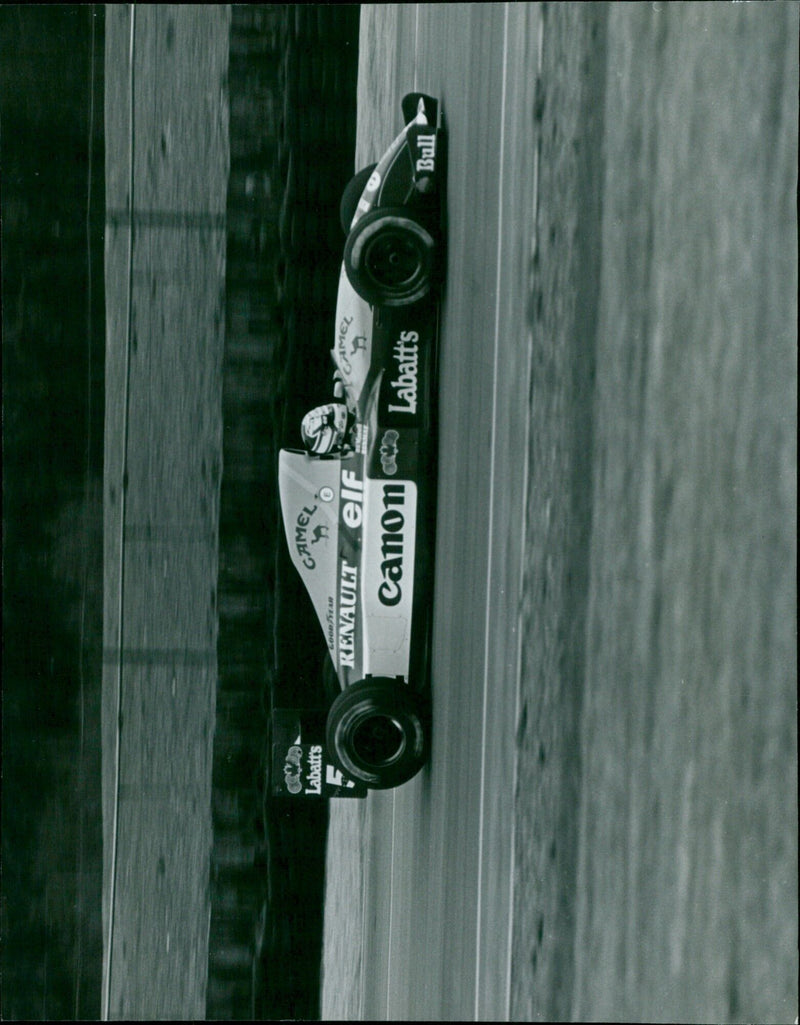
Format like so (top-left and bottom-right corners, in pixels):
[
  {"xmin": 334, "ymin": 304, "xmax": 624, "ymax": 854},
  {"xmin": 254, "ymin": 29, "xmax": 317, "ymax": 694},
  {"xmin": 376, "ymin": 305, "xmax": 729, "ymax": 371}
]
[
  {"xmin": 327, "ymin": 5, "xmax": 543, "ymax": 1020},
  {"xmin": 323, "ymin": 4, "xmax": 797, "ymax": 1023}
]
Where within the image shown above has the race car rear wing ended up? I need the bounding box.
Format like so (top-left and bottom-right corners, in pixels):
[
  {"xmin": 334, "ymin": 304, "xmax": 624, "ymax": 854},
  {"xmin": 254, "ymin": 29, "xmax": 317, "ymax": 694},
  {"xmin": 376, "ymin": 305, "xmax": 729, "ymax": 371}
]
[
  {"xmin": 401, "ymin": 91, "xmax": 438, "ymax": 127},
  {"xmin": 270, "ymin": 708, "xmax": 366, "ymax": 799}
]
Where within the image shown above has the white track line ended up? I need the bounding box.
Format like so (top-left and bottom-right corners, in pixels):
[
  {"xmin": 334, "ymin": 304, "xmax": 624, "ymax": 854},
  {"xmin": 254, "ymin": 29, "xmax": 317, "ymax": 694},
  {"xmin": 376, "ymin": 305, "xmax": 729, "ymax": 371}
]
[
  {"xmin": 386, "ymin": 792, "xmax": 398, "ymax": 1019},
  {"xmin": 474, "ymin": 3, "xmax": 511, "ymax": 1019},
  {"xmin": 102, "ymin": 7, "xmax": 136, "ymax": 1020},
  {"xmin": 359, "ymin": 803, "xmax": 368, "ymax": 1020}
]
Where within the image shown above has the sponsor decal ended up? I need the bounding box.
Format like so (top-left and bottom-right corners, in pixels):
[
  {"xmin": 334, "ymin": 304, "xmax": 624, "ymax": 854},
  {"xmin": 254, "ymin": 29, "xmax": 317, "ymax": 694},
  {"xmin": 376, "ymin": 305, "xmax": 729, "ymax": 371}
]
[
  {"xmin": 336, "ymin": 300, "xmax": 368, "ymax": 388},
  {"xmin": 311, "ymin": 523, "xmax": 329, "ymax": 544},
  {"xmin": 415, "ymin": 132, "xmax": 437, "ymax": 173},
  {"xmin": 388, "ymin": 331, "xmax": 419, "ymax": 415},
  {"xmin": 277, "ymin": 741, "xmax": 365, "ymax": 797},
  {"xmin": 306, "ymin": 744, "xmax": 323, "ymax": 795},
  {"xmin": 336, "ymin": 317, "xmax": 367, "ymax": 376},
  {"xmin": 362, "ymin": 479, "xmax": 416, "ymax": 679},
  {"xmin": 353, "ymin": 423, "xmax": 368, "ymax": 456},
  {"xmin": 341, "ymin": 467, "xmax": 364, "ymax": 529},
  {"xmin": 338, "ymin": 561, "xmax": 358, "ymax": 668},
  {"xmin": 378, "ymin": 483, "xmax": 407, "ymax": 607},
  {"xmin": 337, "ymin": 315, "xmax": 354, "ymax": 372},
  {"xmin": 325, "ymin": 595, "xmax": 335, "ymax": 652},
  {"xmin": 295, "ymin": 504, "xmax": 326, "ymax": 570},
  {"xmin": 282, "ymin": 743, "xmax": 323, "ymax": 795},
  {"xmin": 283, "ymin": 744, "xmax": 304, "ymax": 794},
  {"xmin": 326, "ymin": 764, "xmax": 357, "ymax": 789},
  {"xmin": 380, "ymin": 430, "xmax": 399, "ymax": 476}
]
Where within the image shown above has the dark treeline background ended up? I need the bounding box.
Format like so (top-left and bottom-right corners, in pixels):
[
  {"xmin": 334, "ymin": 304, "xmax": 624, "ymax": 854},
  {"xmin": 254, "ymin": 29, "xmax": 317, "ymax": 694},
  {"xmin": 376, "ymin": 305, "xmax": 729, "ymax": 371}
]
[
  {"xmin": 1, "ymin": 5, "xmax": 106, "ymax": 1020},
  {"xmin": 2, "ymin": 4, "xmax": 362, "ymax": 1020},
  {"xmin": 215, "ymin": 6, "xmax": 360, "ymax": 1019}
]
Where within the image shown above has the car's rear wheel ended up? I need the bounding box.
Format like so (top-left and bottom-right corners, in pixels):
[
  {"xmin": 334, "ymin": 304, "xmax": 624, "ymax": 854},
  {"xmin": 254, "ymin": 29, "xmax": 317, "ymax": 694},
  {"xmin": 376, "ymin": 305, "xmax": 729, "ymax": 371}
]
[
  {"xmin": 344, "ymin": 206, "xmax": 436, "ymax": 307},
  {"xmin": 339, "ymin": 163, "xmax": 377, "ymax": 234},
  {"xmin": 325, "ymin": 677, "xmax": 428, "ymax": 789}
]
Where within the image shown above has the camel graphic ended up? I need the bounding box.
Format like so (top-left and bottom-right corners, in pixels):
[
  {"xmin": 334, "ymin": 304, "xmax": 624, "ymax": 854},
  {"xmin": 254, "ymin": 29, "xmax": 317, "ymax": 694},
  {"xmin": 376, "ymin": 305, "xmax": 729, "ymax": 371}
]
[{"xmin": 311, "ymin": 523, "xmax": 329, "ymax": 544}]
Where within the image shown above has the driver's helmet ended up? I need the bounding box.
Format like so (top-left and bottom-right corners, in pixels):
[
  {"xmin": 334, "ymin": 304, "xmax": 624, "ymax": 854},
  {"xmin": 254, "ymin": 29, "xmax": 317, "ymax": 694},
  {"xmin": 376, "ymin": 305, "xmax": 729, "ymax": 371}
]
[{"xmin": 301, "ymin": 402, "xmax": 349, "ymax": 456}]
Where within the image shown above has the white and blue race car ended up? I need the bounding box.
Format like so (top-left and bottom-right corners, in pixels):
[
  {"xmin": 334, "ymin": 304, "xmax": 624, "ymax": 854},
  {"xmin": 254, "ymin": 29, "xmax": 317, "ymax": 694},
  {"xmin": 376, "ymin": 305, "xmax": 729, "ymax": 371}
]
[{"xmin": 274, "ymin": 93, "xmax": 445, "ymax": 792}]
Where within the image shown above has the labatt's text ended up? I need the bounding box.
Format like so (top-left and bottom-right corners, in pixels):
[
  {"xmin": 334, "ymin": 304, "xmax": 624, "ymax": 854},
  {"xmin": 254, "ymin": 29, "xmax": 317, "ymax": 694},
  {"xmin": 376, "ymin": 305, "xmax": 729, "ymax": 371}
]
[
  {"xmin": 305, "ymin": 745, "xmax": 322, "ymax": 795},
  {"xmin": 388, "ymin": 331, "xmax": 419, "ymax": 414}
]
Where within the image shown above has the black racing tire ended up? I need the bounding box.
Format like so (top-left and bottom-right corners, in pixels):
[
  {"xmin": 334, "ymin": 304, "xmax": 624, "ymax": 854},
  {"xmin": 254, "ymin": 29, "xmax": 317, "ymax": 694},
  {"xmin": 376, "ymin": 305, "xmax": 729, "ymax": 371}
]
[
  {"xmin": 325, "ymin": 678, "xmax": 428, "ymax": 789},
  {"xmin": 339, "ymin": 163, "xmax": 378, "ymax": 234},
  {"xmin": 343, "ymin": 206, "xmax": 436, "ymax": 308}
]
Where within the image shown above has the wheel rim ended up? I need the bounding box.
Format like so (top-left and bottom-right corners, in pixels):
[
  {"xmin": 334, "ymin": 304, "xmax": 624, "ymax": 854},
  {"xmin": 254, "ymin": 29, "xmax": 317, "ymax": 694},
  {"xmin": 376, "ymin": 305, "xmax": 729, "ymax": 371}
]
[
  {"xmin": 363, "ymin": 229, "xmax": 425, "ymax": 295},
  {"xmin": 351, "ymin": 713, "xmax": 406, "ymax": 768}
]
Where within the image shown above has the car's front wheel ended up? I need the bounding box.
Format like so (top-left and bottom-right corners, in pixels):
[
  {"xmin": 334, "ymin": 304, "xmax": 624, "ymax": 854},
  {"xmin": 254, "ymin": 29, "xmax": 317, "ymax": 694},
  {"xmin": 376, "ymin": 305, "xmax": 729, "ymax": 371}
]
[
  {"xmin": 344, "ymin": 206, "xmax": 436, "ymax": 307},
  {"xmin": 325, "ymin": 677, "xmax": 428, "ymax": 789}
]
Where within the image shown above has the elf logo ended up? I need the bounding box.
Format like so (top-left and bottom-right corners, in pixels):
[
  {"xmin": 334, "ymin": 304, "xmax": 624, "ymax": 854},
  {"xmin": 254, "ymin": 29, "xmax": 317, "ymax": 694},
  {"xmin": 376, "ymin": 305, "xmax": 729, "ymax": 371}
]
[{"xmin": 341, "ymin": 468, "xmax": 363, "ymax": 529}]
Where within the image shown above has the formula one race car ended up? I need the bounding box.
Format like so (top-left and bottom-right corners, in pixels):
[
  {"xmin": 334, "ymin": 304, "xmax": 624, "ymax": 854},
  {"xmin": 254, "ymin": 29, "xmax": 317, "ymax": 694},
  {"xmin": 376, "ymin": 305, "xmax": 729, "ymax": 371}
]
[{"xmin": 273, "ymin": 93, "xmax": 445, "ymax": 793}]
